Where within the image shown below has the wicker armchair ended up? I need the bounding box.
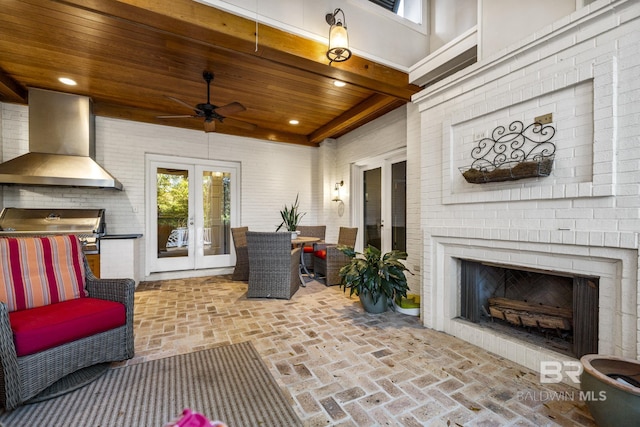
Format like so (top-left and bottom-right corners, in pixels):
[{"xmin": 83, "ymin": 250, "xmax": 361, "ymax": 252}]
[
  {"xmin": 246, "ymin": 232, "xmax": 301, "ymax": 299},
  {"xmin": 0, "ymin": 257, "xmax": 135, "ymax": 410},
  {"xmin": 296, "ymin": 225, "xmax": 326, "ymax": 271},
  {"xmin": 314, "ymin": 227, "xmax": 358, "ymax": 286},
  {"xmin": 231, "ymin": 226, "xmax": 249, "ymax": 281}
]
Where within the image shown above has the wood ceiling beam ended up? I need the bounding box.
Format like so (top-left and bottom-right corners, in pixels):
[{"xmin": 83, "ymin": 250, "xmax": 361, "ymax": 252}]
[
  {"xmin": 308, "ymin": 94, "xmax": 404, "ymax": 144},
  {"xmin": 54, "ymin": 0, "xmax": 420, "ymax": 102},
  {"xmin": 0, "ymin": 67, "xmax": 27, "ymax": 103},
  {"xmin": 332, "ymin": 99, "xmax": 406, "ymax": 139}
]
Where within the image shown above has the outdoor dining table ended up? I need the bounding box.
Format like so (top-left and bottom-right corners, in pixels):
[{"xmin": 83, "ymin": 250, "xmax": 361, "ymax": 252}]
[{"xmin": 291, "ymin": 236, "xmax": 320, "ymax": 286}]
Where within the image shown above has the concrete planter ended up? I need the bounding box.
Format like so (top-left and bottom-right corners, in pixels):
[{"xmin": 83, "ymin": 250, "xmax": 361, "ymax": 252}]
[
  {"xmin": 358, "ymin": 292, "xmax": 388, "ymax": 314},
  {"xmin": 580, "ymin": 354, "xmax": 640, "ymax": 427}
]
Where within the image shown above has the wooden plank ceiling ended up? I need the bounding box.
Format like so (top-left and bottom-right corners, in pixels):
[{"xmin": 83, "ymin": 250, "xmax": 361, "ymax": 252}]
[{"xmin": 0, "ymin": 0, "xmax": 421, "ymax": 146}]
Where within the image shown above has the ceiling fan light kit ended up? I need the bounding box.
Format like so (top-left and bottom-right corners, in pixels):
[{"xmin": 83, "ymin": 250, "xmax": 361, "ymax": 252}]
[
  {"xmin": 326, "ymin": 8, "xmax": 352, "ymax": 65},
  {"xmin": 157, "ymin": 70, "xmax": 256, "ymax": 133}
]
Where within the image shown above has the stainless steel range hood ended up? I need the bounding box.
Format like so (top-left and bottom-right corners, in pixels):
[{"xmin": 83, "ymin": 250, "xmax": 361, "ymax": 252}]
[{"xmin": 0, "ymin": 88, "xmax": 123, "ymax": 190}]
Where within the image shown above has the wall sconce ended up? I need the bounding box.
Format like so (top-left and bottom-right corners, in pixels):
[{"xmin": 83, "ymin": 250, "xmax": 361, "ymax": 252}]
[
  {"xmin": 325, "ymin": 9, "xmax": 351, "ymax": 65},
  {"xmin": 332, "ymin": 180, "xmax": 344, "ymax": 202}
]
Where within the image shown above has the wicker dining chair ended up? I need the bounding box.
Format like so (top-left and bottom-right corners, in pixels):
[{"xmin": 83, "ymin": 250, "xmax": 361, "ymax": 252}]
[
  {"xmin": 313, "ymin": 227, "xmax": 358, "ymax": 286},
  {"xmin": 246, "ymin": 232, "xmax": 301, "ymax": 299},
  {"xmin": 231, "ymin": 227, "xmax": 249, "ymax": 281},
  {"xmin": 296, "ymin": 225, "xmax": 326, "ymax": 271}
]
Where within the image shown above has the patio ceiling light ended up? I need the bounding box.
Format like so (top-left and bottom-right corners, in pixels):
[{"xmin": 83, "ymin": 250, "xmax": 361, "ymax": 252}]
[
  {"xmin": 58, "ymin": 77, "xmax": 77, "ymax": 86},
  {"xmin": 325, "ymin": 8, "xmax": 351, "ymax": 65}
]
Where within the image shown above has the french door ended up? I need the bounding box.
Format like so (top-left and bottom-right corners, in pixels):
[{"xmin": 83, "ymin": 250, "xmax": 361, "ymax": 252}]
[
  {"xmin": 146, "ymin": 155, "xmax": 240, "ymax": 273},
  {"xmin": 352, "ymin": 149, "xmax": 406, "ymax": 253}
]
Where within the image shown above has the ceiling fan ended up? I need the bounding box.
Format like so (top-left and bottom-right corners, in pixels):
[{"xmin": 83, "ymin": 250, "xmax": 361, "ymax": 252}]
[{"xmin": 158, "ymin": 71, "xmax": 256, "ymax": 133}]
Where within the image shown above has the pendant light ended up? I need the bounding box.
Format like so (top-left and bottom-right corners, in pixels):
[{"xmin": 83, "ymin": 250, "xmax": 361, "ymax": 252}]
[{"xmin": 325, "ymin": 8, "xmax": 352, "ymax": 65}]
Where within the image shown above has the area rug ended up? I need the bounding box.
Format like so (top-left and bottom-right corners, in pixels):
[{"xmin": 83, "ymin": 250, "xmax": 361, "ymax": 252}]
[{"xmin": 0, "ymin": 341, "xmax": 302, "ymax": 427}]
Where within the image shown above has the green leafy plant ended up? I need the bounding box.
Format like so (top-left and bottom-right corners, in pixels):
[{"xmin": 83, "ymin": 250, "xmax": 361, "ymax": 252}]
[
  {"xmin": 276, "ymin": 193, "xmax": 306, "ymax": 232},
  {"xmin": 339, "ymin": 245, "xmax": 411, "ymax": 305}
]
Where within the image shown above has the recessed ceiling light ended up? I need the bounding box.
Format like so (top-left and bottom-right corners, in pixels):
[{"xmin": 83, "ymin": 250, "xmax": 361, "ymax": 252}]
[
  {"xmin": 289, "ymin": 119, "xmax": 299, "ymax": 125},
  {"xmin": 58, "ymin": 77, "xmax": 77, "ymax": 86},
  {"xmin": 333, "ymin": 80, "xmax": 346, "ymax": 87}
]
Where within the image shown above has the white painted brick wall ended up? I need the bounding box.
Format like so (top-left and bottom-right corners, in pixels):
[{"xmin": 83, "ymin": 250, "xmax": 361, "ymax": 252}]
[
  {"xmin": 330, "ymin": 105, "xmax": 422, "ymax": 293},
  {"xmin": 405, "ymin": 102, "xmax": 422, "ymax": 293},
  {"xmin": 328, "ymin": 106, "xmax": 408, "ymax": 241},
  {"xmin": 0, "ymin": 102, "xmax": 414, "ymax": 284},
  {"xmin": 414, "ymin": 0, "xmax": 640, "ymax": 361},
  {"xmin": 0, "ymin": 109, "xmax": 316, "ymax": 278},
  {"xmin": 416, "ymin": 0, "xmax": 640, "ymax": 236}
]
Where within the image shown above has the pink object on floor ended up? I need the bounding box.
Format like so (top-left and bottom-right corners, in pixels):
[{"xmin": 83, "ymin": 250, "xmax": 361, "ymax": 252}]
[{"xmin": 165, "ymin": 409, "xmax": 227, "ymax": 427}]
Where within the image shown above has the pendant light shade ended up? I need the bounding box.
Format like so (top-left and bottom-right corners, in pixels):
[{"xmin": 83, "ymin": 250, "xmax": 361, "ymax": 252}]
[{"xmin": 325, "ymin": 9, "xmax": 352, "ymax": 64}]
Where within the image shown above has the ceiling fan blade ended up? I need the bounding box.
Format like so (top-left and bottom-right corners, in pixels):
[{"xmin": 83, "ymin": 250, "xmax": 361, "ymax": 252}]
[
  {"xmin": 157, "ymin": 114, "xmax": 196, "ymax": 119},
  {"xmin": 214, "ymin": 102, "xmax": 246, "ymax": 117},
  {"xmin": 203, "ymin": 120, "xmax": 216, "ymax": 133},
  {"xmin": 165, "ymin": 95, "xmax": 203, "ymax": 113},
  {"xmin": 222, "ymin": 117, "xmax": 257, "ymax": 131}
]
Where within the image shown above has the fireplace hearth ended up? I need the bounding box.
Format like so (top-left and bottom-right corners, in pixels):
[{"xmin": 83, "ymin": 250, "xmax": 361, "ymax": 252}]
[
  {"xmin": 428, "ymin": 232, "xmax": 634, "ymax": 375},
  {"xmin": 459, "ymin": 259, "xmax": 599, "ymax": 358}
]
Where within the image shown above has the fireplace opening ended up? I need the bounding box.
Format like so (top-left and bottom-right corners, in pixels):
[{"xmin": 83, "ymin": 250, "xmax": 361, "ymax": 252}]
[{"xmin": 459, "ymin": 259, "xmax": 599, "ymax": 358}]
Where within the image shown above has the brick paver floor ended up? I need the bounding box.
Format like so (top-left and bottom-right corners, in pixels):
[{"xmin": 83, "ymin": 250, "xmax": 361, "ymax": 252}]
[{"xmin": 125, "ymin": 276, "xmax": 596, "ymax": 426}]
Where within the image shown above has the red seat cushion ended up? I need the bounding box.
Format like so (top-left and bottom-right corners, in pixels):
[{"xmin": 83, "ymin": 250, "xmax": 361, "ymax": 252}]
[
  {"xmin": 314, "ymin": 250, "xmax": 327, "ymax": 259},
  {"xmin": 303, "ymin": 246, "xmax": 314, "ymax": 253},
  {"xmin": 10, "ymin": 297, "xmax": 126, "ymax": 357}
]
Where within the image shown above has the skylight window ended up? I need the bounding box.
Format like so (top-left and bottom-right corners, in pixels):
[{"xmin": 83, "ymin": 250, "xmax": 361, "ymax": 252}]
[
  {"xmin": 369, "ymin": 0, "xmax": 400, "ymax": 13},
  {"xmin": 368, "ymin": 0, "xmax": 422, "ymax": 24}
]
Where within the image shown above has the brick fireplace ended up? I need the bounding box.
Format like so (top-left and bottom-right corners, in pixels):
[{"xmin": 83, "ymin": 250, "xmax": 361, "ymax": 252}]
[
  {"xmin": 423, "ymin": 231, "xmax": 638, "ymax": 376},
  {"xmin": 458, "ymin": 259, "xmax": 599, "ymax": 359},
  {"xmin": 413, "ymin": 1, "xmax": 640, "ymax": 377}
]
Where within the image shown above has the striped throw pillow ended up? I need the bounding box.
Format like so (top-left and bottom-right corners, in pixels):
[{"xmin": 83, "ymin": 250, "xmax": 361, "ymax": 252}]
[{"xmin": 0, "ymin": 235, "xmax": 87, "ymax": 312}]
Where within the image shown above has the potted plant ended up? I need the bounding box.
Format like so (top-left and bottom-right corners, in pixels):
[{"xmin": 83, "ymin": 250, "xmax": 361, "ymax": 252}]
[
  {"xmin": 338, "ymin": 245, "xmax": 411, "ymax": 314},
  {"xmin": 276, "ymin": 193, "xmax": 306, "ymax": 238}
]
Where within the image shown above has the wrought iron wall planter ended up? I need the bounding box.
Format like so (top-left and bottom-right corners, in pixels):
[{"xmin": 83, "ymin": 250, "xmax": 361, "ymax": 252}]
[{"xmin": 459, "ymin": 120, "xmax": 556, "ymax": 184}]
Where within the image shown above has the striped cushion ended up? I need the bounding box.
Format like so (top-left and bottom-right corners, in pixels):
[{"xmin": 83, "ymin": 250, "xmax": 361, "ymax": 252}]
[{"xmin": 0, "ymin": 235, "xmax": 87, "ymax": 312}]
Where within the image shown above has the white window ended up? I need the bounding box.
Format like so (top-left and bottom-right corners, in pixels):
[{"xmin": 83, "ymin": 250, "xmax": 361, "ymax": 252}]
[{"xmin": 368, "ymin": 0, "xmax": 422, "ymax": 24}]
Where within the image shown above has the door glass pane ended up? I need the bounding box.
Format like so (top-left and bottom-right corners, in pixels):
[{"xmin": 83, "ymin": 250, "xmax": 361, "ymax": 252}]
[
  {"xmin": 202, "ymin": 170, "xmax": 231, "ymax": 256},
  {"xmin": 391, "ymin": 161, "xmax": 407, "ymax": 252},
  {"xmin": 156, "ymin": 168, "xmax": 189, "ymax": 258},
  {"xmin": 363, "ymin": 167, "xmax": 382, "ymax": 249}
]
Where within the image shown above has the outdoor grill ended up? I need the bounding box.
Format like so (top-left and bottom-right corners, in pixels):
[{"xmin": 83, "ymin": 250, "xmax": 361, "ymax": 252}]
[{"xmin": 0, "ymin": 208, "xmax": 106, "ymax": 254}]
